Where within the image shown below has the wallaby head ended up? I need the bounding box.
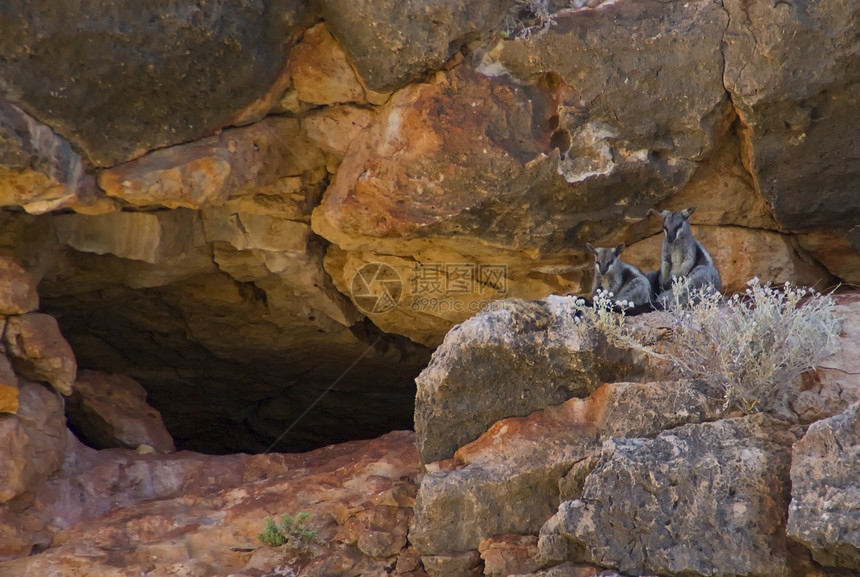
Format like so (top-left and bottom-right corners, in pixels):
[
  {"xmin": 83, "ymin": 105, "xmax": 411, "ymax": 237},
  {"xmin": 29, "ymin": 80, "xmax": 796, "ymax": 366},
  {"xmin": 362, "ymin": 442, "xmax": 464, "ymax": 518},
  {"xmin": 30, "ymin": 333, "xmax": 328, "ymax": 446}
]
[
  {"xmin": 586, "ymin": 242, "xmax": 626, "ymax": 276},
  {"xmin": 649, "ymin": 207, "xmax": 696, "ymax": 244}
]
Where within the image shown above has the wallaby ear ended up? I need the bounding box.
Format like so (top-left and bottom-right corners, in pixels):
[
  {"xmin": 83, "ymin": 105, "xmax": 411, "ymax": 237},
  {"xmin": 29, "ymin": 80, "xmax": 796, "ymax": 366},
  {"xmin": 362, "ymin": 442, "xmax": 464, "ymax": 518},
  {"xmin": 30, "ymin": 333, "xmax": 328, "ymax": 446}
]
[
  {"xmin": 615, "ymin": 242, "xmax": 626, "ymax": 255},
  {"xmin": 647, "ymin": 208, "xmax": 660, "ymax": 218},
  {"xmin": 681, "ymin": 206, "xmax": 697, "ymax": 218},
  {"xmin": 586, "ymin": 243, "xmax": 597, "ymax": 255}
]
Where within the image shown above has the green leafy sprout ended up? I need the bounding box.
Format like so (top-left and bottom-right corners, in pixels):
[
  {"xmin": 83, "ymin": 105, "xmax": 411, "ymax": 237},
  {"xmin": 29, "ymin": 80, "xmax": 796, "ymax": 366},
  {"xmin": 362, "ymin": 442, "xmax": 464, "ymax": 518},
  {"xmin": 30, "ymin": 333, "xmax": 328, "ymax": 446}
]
[{"xmin": 258, "ymin": 512, "xmax": 318, "ymax": 549}]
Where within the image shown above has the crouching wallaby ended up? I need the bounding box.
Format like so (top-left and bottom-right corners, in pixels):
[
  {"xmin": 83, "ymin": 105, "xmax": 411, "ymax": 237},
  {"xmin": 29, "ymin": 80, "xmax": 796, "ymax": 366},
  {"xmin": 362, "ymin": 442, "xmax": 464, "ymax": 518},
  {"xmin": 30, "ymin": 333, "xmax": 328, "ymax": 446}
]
[
  {"xmin": 648, "ymin": 207, "xmax": 721, "ymax": 305},
  {"xmin": 586, "ymin": 242, "xmax": 653, "ymax": 308}
]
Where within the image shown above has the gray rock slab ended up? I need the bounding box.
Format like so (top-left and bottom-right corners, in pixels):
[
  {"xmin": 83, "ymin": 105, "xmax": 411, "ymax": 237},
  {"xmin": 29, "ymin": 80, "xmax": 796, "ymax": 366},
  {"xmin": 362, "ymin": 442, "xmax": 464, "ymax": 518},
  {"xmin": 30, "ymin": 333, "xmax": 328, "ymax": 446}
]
[{"xmin": 787, "ymin": 402, "xmax": 860, "ymax": 569}]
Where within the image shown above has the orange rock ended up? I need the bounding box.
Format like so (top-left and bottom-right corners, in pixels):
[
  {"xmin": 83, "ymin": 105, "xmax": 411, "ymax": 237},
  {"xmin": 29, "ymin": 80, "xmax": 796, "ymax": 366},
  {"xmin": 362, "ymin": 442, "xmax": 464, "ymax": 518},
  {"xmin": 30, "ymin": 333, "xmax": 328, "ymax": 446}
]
[
  {"xmin": 98, "ymin": 118, "xmax": 326, "ymax": 210},
  {"xmin": 0, "ymin": 431, "xmax": 420, "ymax": 575},
  {"xmin": 0, "ymin": 355, "xmax": 19, "ymax": 414},
  {"xmin": 0, "ymin": 257, "xmax": 38, "ymax": 315},
  {"xmin": 0, "ymin": 381, "xmax": 67, "ymax": 505},
  {"xmin": 3, "ymin": 313, "xmax": 76, "ymax": 396},
  {"xmin": 67, "ymin": 370, "xmax": 175, "ymax": 453},
  {"xmin": 478, "ymin": 534, "xmax": 540, "ymax": 577},
  {"xmin": 289, "ymin": 23, "xmax": 366, "ymax": 106}
]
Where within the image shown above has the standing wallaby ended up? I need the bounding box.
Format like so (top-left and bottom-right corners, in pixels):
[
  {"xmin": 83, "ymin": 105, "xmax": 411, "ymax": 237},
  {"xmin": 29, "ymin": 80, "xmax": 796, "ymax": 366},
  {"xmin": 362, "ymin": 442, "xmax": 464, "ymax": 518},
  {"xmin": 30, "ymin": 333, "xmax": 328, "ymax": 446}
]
[
  {"xmin": 586, "ymin": 242, "xmax": 653, "ymax": 307},
  {"xmin": 648, "ymin": 207, "xmax": 721, "ymax": 305}
]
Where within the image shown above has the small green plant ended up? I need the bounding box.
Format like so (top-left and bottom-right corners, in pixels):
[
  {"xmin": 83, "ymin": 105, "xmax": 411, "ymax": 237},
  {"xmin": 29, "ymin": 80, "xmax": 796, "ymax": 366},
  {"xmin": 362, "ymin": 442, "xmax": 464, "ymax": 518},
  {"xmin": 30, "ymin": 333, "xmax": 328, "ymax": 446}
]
[
  {"xmin": 258, "ymin": 512, "xmax": 317, "ymax": 549},
  {"xmin": 568, "ymin": 277, "xmax": 842, "ymax": 414}
]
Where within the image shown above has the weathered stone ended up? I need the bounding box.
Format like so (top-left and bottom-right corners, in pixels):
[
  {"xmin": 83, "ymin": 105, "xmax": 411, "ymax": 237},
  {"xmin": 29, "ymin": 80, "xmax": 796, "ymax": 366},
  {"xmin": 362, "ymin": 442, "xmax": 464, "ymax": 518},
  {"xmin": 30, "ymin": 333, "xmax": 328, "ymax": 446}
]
[
  {"xmin": 0, "ymin": 430, "xmax": 419, "ymax": 575},
  {"xmin": 67, "ymin": 370, "xmax": 175, "ymax": 453},
  {"xmin": 624, "ymin": 225, "xmax": 835, "ymax": 295},
  {"xmin": 341, "ymin": 505, "xmax": 412, "ymax": 559},
  {"xmin": 479, "ymin": 534, "xmax": 540, "ymax": 577},
  {"xmin": 499, "ymin": 0, "xmax": 729, "ymax": 164},
  {"xmin": 319, "ymin": 0, "xmax": 509, "ymax": 92},
  {"xmin": 798, "ymin": 230, "xmax": 860, "ymax": 286},
  {"xmin": 0, "ymin": 355, "xmax": 19, "ymax": 414},
  {"xmin": 0, "ymin": 257, "xmax": 38, "ymax": 314},
  {"xmin": 546, "ymin": 415, "xmax": 800, "ymax": 576},
  {"xmin": 646, "ymin": 129, "xmax": 778, "ymax": 231},
  {"xmin": 313, "ymin": 0, "xmax": 735, "ymax": 344},
  {"xmin": 411, "ymin": 379, "xmax": 713, "ymax": 555},
  {"xmin": 787, "ymin": 402, "xmax": 860, "ymax": 569},
  {"xmin": 420, "ymin": 550, "xmax": 483, "ymax": 577},
  {"xmin": 0, "ymin": 0, "xmax": 313, "ymax": 166},
  {"xmin": 414, "ymin": 298, "xmax": 640, "ymax": 465},
  {"xmin": 303, "ymin": 105, "xmax": 377, "ymax": 158},
  {"xmin": 792, "ymin": 292, "xmax": 860, "ymax": 423},
  {"xmin": 723, "ymin": 0, "xmax": 860, "ymax": 230},
  {"xmin": 31, "ymin": 205, "xmax": 431, "ymax": 453},
  {"xmin": 3, "ymin": 313, "xmax": 76, "ymax": 396},
  {"xmin": 0, "ymin": 381, "xmax": 66, "ymax": 504},
  {"xmin": 0, "ymin": 98, "xmax": 98, "ymax": 215},
  {"xmin": 54, "ymin": 209, "xmax": 202, "ymax": 265},
  {"xmin": 395, "ymin": 546, "xmax": 423, "ymax": 574},
  {"xmin": 289, "ymin": 23, "xmax": 367, "ymax": 106},
  {"xmin": 98, "ymin": 118, "xmax": 326, "ymax": 209}
]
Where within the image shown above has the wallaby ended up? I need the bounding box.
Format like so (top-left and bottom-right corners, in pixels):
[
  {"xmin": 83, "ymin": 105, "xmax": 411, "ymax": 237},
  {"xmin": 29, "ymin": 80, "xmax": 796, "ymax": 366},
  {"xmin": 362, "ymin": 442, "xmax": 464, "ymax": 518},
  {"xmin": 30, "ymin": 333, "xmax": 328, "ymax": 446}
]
[
  {"xmin": 586, "ymin": 242, "xmax": 653, "ymax": 308},
  {"xmin": 648, "ymin": 207, "xmax": 721, "ymax": 305}
]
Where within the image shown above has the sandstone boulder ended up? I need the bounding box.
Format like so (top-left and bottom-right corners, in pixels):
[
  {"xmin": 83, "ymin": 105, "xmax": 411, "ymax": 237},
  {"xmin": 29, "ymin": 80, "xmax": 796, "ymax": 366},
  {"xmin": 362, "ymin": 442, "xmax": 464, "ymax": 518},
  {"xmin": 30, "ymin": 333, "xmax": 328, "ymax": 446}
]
[
  {"xmin": 787, "ymin": 402, "xmax": 860, "ymax": 569},
  {"xmin": 414, "ymin": 298, "xmax": 642, "ymax": 465},
  {"xmin": 479, "ymin": 534, "xmax": 541, "ymax": 577},
  {"xmin": 792, "ymin": 292, "xmax": 860, "ymax": 423},
  {"xmin": 0, "ymin": 355, "xmax": 19, "ymax": 414},
  {"xmin": 98, "ymin": 117, "xmax": 326, "ymax": 210},
  {"xmin": 0, "ymin": 99, "xmax": 101, "ymax": 215},
  {"xmin": 722, "ymin": 0, "xmax": 860, "ymax": 231},
  {"xmin": 0, "ymin": 0, "xmax": 313, "ymax": 166},
  {"xmin": 311, "ymin": 0, "xmax": 741, "ymax": 345},
  {"xmin": 543, "ymin": 415, "xmax": 801, "ymax": 577},
  {"xmin": 3, "ymin": 313, "xmax": 76, "ymax": 396},
  {"xmin": 67, "ymin": 370, "xmax": 175, "ymax": 453},
  {"xmin": 289, "ymin": 23, "xmax": 368, "ymax": 107},
  {"xmin": 0, "ymin": 381, "xmax": 67, "ymax": 504},
  {"xmin": 54, "ymin": 209, "xmax": 202, "ymax": 265},
  {"xmin": 411, "ymin": 379, "xmax": 713, "ymax": 557},
  {"xmin": 319, "ymin": 0, "xmax": 510, "ymax": 92},
  {"xmin": 0, "ymin": 430, "xmax": 420, "ymax": 576},
  {"xmin": 0, "ymin": 257, "xmax": 38, "ymax": 314}
]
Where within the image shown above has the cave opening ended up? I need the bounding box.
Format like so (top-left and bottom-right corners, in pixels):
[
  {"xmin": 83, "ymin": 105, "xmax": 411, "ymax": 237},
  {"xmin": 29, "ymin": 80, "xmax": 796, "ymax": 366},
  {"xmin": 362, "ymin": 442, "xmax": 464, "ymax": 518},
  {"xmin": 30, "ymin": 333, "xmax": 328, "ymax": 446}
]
[{"xmin": 2, "ymin": 211, "xmax": 434, "ymax": 455}]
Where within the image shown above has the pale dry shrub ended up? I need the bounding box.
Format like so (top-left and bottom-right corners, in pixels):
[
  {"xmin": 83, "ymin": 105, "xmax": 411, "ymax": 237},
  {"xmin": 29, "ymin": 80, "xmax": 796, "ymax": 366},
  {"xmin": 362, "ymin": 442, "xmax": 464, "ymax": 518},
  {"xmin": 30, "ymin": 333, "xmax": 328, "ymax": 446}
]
[
  {"xmin": 662, "ymin": 277, "xmax": 841, "ymax": 413},
  {"xmin": 568, "ymin": 289, "xmax": 647, "ymax": 352},
  {"xmin": 502, "ymin": 0, "xmax": 606, "ymax": 41},
  {"xmin": 569, "ymin": 278, "xmax": 842, "ymax": 414}
]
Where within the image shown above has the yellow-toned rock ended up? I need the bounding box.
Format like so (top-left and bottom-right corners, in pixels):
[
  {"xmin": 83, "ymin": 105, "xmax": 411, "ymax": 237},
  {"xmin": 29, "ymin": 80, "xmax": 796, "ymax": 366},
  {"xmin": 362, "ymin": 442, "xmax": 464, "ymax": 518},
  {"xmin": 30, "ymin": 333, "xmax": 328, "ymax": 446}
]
[
  {"xmin": 54, "ymin": 210, "xmax": 201, "ymax": 265},
  {"xmin": 3, "ymin": 314, "xmax": 77, "ymax": 396},
  {"xmin": 0, "ymin": 355, "xmax": 19, "ymax": 414},
  {"xmin": 0, "ymin": 257, "xmax": 39, "ymax": 314},
  {"xmin": 99, "ymin": 119, "xmax": 325, "ymax": 210},
  {"xmin": 289, "ymin": 23, "xmax": 366, "ymax": 106}
]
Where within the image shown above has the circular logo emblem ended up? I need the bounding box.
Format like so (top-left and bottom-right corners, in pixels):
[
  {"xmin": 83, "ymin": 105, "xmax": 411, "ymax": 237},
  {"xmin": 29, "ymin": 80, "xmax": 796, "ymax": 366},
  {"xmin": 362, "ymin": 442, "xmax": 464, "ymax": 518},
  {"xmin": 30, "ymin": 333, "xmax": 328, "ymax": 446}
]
[{"xmin": 350, "ymin": 263, "xmax": 403, "ymax": 315}]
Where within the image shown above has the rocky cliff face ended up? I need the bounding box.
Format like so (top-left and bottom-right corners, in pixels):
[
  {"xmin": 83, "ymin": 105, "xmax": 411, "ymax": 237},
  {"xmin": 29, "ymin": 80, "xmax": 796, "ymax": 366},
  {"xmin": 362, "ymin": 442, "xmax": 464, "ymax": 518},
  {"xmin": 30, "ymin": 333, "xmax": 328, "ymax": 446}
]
[
  {"xmin": 0, "ymin": 0, "xmax": 859, "ymax": 574},
  {"xmin": 1, "ymin": 0, "xmax": 857, "ymax": 453}
]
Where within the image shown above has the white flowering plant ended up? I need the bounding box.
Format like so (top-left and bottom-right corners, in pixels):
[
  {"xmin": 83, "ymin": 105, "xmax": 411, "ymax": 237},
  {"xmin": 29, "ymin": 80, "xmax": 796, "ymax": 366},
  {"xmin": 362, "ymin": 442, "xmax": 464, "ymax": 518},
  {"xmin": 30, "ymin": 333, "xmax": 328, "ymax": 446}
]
[
  {"xmin": 569, "ymin": 277, "xmax": 842, "ymax": 414},
  {"xmin": 663, "ymin": 277, "xmax": 842, "ymax": 413}
]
